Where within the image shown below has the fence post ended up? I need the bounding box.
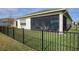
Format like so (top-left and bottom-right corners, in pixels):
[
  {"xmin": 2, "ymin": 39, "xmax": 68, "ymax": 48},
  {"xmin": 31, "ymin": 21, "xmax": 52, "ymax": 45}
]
[
  {"xmin": 6, "ymin": 27, "xmax": 7, "ymax": 34},
  {"xmin": 13, "ymin": 27, "xmax": 15, "ymax": 39},
  {"xmin": 77, "ymin": 33, "xmax": 79, "ymax": 51},
  {"xmin": 7, "ymin": 27, "xmax": 9, "ymax": 35},
  {"xmin": 42, "ymin": 30, "xmax": 44, "ymax": 51},
  {"xmin": 4, "ymin": 27, "xmax": 5, "ymax": 34},
  {"xmin": 23, "ymin": 28, "xmax": 24, "ymax": 44},
  {"xmin": 76, "ymin": 25, "xmax": 77, "ymax": 30},
  {"xmin": 1, "ymin": 27, "xmax": 3, "ymax": 33},
  {"xmin": 2, "ymin": 27, "xmax": 4, "ymax": 33},
  {"xmin": 1, "ymin": 27, "xmax": 3, "ymax": 32}
]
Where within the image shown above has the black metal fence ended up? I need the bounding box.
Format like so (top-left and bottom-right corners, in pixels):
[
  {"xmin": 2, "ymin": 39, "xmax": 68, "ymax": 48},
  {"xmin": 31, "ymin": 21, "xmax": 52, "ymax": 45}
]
[{"xmin": 0, "ymin": 26, "xmax": 79, "ymax": 51}]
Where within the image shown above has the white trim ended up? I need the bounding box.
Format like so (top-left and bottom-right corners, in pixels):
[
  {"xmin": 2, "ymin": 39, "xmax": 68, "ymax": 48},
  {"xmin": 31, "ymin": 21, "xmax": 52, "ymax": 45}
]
[
  {"xmin": 16, "ymin": 20, "xmax": 21, "ymax": 28},
  {"xmin": 59, "ymin": 13, "xmax": 63, "ymax": 32},
  {"xmin": 25, "ymin": 17, "xmax": 31, "ymax": 29}
]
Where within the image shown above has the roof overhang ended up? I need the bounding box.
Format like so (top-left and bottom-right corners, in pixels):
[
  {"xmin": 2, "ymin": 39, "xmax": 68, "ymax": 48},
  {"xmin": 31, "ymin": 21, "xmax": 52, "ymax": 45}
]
[{"xmin": 17, "ymin": 8, "xmax": 72, "ymax": 21}]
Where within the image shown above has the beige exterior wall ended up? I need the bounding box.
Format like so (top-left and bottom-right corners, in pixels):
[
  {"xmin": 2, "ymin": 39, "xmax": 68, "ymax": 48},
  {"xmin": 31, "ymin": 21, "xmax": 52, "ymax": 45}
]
[{"xmin": 16, "ymin": 17, "xmax": 31, "ymax": 29}]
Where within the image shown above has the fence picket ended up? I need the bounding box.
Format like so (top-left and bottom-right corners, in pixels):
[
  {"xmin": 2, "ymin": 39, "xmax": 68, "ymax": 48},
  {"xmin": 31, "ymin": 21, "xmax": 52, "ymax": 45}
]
[{"xmin": 0, "ymin": 26, "xmax": 79, "ymax": 51}]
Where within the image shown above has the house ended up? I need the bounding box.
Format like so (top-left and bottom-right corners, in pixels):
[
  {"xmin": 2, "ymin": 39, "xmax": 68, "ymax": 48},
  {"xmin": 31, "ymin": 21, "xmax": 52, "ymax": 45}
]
[
  {"xmin": 78, "ymin": 22, "xmax": 79, "ymax": 26},
  {"xmin": 0, "ymin": 18, "xmax": 16, "ymax": 27},
  {"xmin": 16, "ymin": 8, "xmax": 72, "ymax": 32}
]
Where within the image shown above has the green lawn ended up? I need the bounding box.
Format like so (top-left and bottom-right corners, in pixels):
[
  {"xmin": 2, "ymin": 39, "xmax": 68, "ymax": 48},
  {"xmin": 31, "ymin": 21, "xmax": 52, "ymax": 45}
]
[
  {"xmin": 0, "ymin": 32, "xmax": 35, "ymax": 51},
  {"xmin": 22, "ymin": 29, "xmax": 79, "ymax": 51},
  {"xmin": 69, "ymin": 26, "xmax": 79, "ymax": 32},
  {"xmin": 1, "ymin": 27, "xmax": 79, "ymax": 51}
]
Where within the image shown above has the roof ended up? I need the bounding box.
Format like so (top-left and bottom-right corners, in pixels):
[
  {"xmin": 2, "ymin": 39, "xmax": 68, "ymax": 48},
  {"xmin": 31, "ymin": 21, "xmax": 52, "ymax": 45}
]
[
  {"xmin": 17, "ymin": 8, "xmax": 72, "ymax": 21},
  {"xmin": 0, "ymin": 18, "xmax": 16, "ymax": 24},
  {"xmin": 17, "ymin": 8, "xmax": 65, "ymax": 18},
  {"xmin": 28, "ymin": 8, "xmax": 62, "ymax": 15},
  {"xmin": 0, "ymin": 18, "xmax": 16, "ymax": 22}
]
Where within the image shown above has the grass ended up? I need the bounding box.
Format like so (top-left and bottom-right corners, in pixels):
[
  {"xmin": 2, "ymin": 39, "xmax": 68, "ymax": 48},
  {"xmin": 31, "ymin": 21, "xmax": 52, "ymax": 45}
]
[
  {"xmin": 1, "ymin": 26, "xmax": 79, "ymax": 51},
  {"xmin": 23, "ymin": 29, "xmax": 79, "ymax": 51},
  {"xmin": 68, "ymin": 26, "xmax": 79, "ymax": 32},
  {"xmin": 0, "ymin": 32, "xmax": 35, "ymax": 51}
]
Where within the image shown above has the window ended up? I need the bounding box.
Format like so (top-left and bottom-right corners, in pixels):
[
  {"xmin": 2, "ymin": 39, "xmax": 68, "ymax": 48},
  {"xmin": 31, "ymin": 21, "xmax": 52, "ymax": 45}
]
[
  {"xmin": 20, "ymin": 19, "xmax": 26, "ymax": 26},
  {"xmin": 20, "ymin": 23, "xmax": 26, "ymax": 25}
]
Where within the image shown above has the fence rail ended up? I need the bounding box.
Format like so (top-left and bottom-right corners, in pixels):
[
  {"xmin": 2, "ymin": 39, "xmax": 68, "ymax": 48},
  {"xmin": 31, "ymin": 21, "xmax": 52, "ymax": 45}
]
[{"xmin": 0, "ymin": 26, "xmax": 79, "ymax": 51}]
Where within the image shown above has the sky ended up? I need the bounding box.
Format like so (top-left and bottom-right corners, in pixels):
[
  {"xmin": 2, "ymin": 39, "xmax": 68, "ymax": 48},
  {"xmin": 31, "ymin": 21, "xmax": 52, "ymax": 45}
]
[{"xmin": 0, "ymin": 8, "xmax": 79, "ymax": 22}]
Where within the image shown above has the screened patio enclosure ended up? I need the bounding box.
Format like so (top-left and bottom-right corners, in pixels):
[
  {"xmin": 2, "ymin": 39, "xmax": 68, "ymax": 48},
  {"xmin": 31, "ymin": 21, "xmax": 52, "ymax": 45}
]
[{"xmin": 31, "ymin": 14, "xmax": 67, "ymax": 31}]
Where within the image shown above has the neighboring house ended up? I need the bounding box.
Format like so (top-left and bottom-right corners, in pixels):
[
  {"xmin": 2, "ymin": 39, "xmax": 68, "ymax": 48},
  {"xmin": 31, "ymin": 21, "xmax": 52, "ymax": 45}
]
[
  {"xmin": 78, "ymin": 22, "xmax": 79, "ymax": 26},
  {"xmin": 72, "ymin": 21, "xmax": 79, "ymax": 27},
  {"xmin": 16, "ymin": 9, "xmax": 72, "ymax": 32},
  {"xmin": 76, "ymin": 21, "xmax": 79, "ymax": 26},
  {"xmin": 0, "ymin": 18, "xmax": 16, "ymax": 27},
  {"xmin": 72, "ymin": 21, "xmax": 75, "ymax": 27}
]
